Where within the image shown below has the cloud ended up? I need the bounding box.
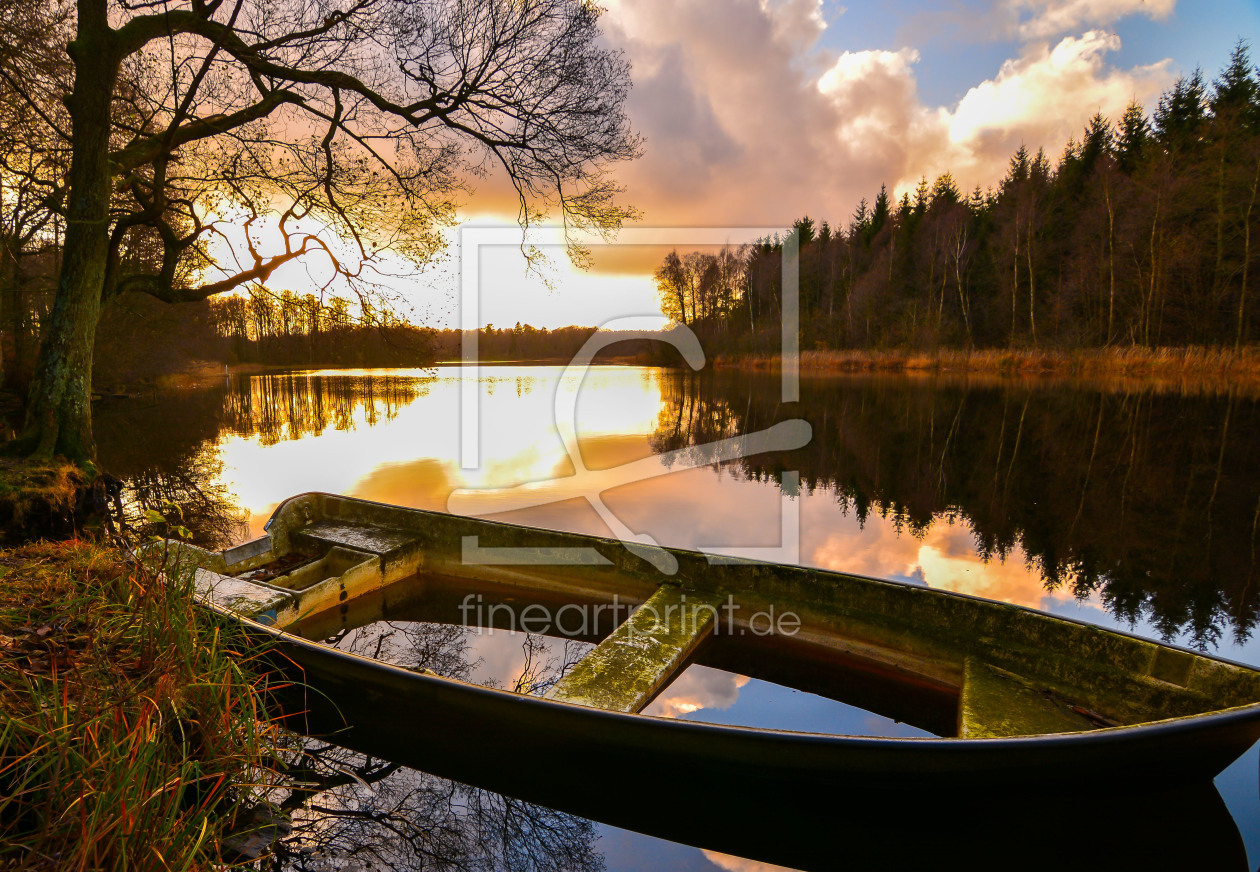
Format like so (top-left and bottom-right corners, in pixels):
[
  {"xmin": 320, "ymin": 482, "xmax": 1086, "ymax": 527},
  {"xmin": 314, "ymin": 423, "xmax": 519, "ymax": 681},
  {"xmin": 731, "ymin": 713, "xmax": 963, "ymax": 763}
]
[
  {"xmin": 701, "ymin": 850, "xmax": 802, "ymax": 872},
  {"xmin": 1004, "ymin": 0, "xmax": 1176, "ymax": 40},
  {"xmin": 589, "ymin": 1, "xmax": 1174, "ymax": 235},
  {"xmin": 939, "ymin": 31, "xmax": 1171, "ymax": 181},
  {"xmin": 642, "ymin": 665, "xmax": 749, "ymax": 718},
  {"xmin": 808, "ymin": 515, "xmax": 1102, "ymax": 610}
]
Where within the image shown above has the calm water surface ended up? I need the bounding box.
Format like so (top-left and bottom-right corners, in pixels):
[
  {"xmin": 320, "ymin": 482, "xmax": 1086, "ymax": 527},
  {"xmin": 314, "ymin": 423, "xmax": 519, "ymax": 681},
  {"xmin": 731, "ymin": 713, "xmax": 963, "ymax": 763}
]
[{"xmin": 93, "ymin": 365, "xmax": 1260, "ymax": 869}]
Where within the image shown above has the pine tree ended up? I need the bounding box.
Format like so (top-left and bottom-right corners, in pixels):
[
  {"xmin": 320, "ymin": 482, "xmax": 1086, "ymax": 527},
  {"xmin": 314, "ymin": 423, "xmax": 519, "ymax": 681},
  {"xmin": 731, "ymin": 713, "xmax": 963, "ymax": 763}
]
[
  {"xmin": 1080, "ymin": 113, "xmax": 1113, "ymax": 173},
  {"xmin": 1116, "ymin": 101, "xmax": 1150, "ymax": 174},
  {"xmin": 968, "ymin": 186, "xmax": 987, "ymax": 214},
  {"xmin": 913, "ymin": 176, "xmax": 930, "ymax": 218},
  {"xmin": 866, "ymin": 185, "xmax": 891, "ymax": 244},
  {"xmin": 793, "ymin": 215, "xmax": 817, "ymax": 245},
  {"xmin": 1154, "ymin": 69, "xmax": 1209, "ymax": 153},
  {"xmin": 850, "ymin": 199, "xmax": 870, "ymax": 237},
  {"xmin": 1031, "ymin": 148, "xmax": 1052, "ymax": 186},
  {"xmin": 1004, "ymin": 144, "xmax": 1031, "ymax": 190},
  {"xmin": 931, "ymin": 172, "xmax": 960, "ymax": 206},
  {"xmin": 1211, "ymin": 40, "xmax": 1260, "ymax": 132}
]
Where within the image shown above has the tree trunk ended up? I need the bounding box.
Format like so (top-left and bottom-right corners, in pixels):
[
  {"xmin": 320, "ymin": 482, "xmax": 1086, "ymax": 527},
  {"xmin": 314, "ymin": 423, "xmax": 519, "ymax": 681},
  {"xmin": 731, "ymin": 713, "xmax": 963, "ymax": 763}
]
[
  {"xmin": 1105, "ymin": 181, "xmax": 1116, "ymax": 345},
  {"xmin": 17, "ymin": 2, "xmax": 118, "ymax": 465},
  {"xmin": 955, "ymin": 262, "xmax": 971, "ymax": 346},
  {"xmin": 2, "ymin": 248, "xmax": 33, "ymax": 392},
  {"xmin": 1010, "ymin": 214, "xmax": 1020, "ymax": 345},
  {"xmin": 0, "ymin": 237, "xmax": 11, "ymax": 391},
  {"xmin": 1239, "ymin": 157, "xmax": 1258, "ymax": 350},
  {"xmin": 1026, "ymin": 221, "xmax": 1037, "ymax": 347},
  {"xmin": 1144, "ymin": 190, "xmax": 1162, "ymax": 346},
  {"xmin": 1214, "ymin": 146, "xmax": 1227, "ymax": 310}
]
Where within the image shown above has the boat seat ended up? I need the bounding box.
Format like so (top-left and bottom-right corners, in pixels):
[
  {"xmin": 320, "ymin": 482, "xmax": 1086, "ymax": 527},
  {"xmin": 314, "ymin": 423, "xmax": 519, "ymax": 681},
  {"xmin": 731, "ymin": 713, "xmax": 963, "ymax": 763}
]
[
  {"xmin": 546, "ymin": 585, "xmax": 723, "ymax": 713},
  {"xmin": 193, "ymin": 568, "xmax": 292, "ymax": 625},
  {"xmin": 958, "ymin": 657, "xmax": 1098, "ymax": 738},
  {"xmin": 292, "ymin": 520, "xmax": 419, "ymax": 558}
]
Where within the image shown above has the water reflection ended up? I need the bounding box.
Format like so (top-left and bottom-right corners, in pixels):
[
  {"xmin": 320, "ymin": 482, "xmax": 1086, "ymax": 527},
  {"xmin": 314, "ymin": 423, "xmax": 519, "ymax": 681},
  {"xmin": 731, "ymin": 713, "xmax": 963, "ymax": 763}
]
[
  {"xmin": 261, "ymin": 618, "xmax": 603, "ymax": 872},
  {"xmin": 93, "ymin": 367, "xmax": 1260, "ymax": 648},
  {"xmin": 92, "ymin": 388, "xmax": 246, "ymax": 547},
  {"xmin": 223, "ymin": 372, "xmax": 426, "ymax": 444},
  {"xmin": 643, "ymin": 665, "xmax": 933, "ymax": 739},
  {"xmin": 90, "ymin": 366, "xmax": 1260, "ymax": 866},
  {"xmin": 322, "ymin": 620, "xmax": 592, "ymax": 697},
  {"xmin": 650, "ymin": 372, "xmax": 1260, "ymax": 649},
  {"xmin": 265, "ymin": 742, "xmax": 605, "ymax": 872}
]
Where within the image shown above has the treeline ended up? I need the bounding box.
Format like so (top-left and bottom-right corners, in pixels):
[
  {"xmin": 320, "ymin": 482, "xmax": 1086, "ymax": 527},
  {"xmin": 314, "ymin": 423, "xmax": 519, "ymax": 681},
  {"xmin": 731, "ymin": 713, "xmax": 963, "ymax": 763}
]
[
  {"xmin": 3, "ymin": 280, "xmax": 435, "ymax": 388},
  {"xmin": 208, "ymin": 287, "xmax": 433, "ymax": 368},
  {"xmin": 656, "ymin": 42, "xmax": 1260, "ymax": 353},
  {"xmin": 90, "ymin": 299, "xmax": 660, "ymax": 386},
  {"xmin": 427, "ymin": 324, "xmax": 660, "ymax": 362}
]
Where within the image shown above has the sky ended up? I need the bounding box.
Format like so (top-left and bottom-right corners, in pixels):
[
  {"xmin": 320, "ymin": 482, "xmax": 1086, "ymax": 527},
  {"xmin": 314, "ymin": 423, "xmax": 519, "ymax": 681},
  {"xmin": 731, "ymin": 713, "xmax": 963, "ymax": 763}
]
[{"xmin": 258, "ymin": 0, "xmax": 1260, "ymax": 331}]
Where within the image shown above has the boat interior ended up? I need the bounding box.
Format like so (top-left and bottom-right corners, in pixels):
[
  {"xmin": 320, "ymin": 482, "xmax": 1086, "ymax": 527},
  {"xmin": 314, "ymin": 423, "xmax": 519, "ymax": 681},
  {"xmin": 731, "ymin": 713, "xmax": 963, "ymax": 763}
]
[{"xmin": 172, "ymin": 492, "xmax": 1260, "ymax": 741}]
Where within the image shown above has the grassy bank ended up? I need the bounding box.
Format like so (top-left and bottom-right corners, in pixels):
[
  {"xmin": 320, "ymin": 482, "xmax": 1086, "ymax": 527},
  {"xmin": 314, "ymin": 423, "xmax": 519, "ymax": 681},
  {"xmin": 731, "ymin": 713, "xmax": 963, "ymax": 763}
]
[
  {"xmin": 717, "ymin": 346, "xmax": 1260, "ymax": 385},
  {"xmin": 0, "ymin": 460, "xmax": 86, "ymax": 545},
  {"xmin": 0, "ymin": 538, "xmax": 283, "ymax": 869}
]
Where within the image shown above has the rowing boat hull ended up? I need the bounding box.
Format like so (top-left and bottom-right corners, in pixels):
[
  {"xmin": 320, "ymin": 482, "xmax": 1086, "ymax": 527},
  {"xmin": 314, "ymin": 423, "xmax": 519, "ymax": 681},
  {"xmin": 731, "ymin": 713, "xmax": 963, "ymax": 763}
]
[
  {"xmin": 179, "ymin": 491, "xmax": 1260, "ymax": 868},
  {"xmin": 239, "ymin": 610, "xmax": 1255, "ymax": 870}
]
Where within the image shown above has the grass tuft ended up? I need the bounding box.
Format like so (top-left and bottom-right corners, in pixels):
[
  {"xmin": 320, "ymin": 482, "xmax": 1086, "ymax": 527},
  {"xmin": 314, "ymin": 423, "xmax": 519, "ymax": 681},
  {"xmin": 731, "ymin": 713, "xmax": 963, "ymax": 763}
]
[{"xmin": 0, "ymin": 539, "xmax": 284, "ymax": 870}]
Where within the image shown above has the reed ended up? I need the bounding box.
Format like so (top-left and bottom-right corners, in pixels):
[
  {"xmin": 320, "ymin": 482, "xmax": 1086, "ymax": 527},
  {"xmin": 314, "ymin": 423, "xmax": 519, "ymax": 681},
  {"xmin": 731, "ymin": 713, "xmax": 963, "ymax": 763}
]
[
  {"xmin": 717, "ymin": 346, "xmax": 1260, "ymax": 384},
  {"xmin": 0, "ymin": 539, "xmax": 284, "ymax": 870}
]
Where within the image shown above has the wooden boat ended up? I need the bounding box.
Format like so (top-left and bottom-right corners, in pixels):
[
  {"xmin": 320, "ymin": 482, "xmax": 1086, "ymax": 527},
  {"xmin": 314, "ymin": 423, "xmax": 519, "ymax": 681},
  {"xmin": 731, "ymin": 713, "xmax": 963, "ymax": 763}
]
[{"xmin": 171, "ymin": 492, "xmax": 1260, "ymax": 869}]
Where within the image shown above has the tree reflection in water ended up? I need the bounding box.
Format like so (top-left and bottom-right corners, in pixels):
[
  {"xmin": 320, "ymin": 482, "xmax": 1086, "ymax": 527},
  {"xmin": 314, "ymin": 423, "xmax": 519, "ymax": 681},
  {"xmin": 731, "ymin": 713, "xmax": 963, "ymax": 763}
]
[
  {"xmin": 257, "ymin": 621, "xmax": 601, "ymax": 871},
  {"xmin": 95, "ymin": 373, "xmax": 428, "ymax": 548},
  {"xmin": 653, "ymin": 371, "xmax": 1260, "ymax": 649},
  {"xmin": 94, "ymin": 386, "xmax": 248, "ymax": 547},
  {"xmin": 260, "ymin": 743, "xmax": 603, "ymax": 872},
  {"xmin": 224, "ymin": 373, "xmax": 427, "ymax": 444}
]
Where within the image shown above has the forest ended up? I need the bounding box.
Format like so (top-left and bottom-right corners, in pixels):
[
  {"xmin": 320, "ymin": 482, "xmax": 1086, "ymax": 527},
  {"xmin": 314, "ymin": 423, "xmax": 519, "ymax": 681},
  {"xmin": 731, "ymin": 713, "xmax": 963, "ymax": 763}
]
[{"xmin": 654, "ymin": 43, "xmax": 1260, "ymax": 355}]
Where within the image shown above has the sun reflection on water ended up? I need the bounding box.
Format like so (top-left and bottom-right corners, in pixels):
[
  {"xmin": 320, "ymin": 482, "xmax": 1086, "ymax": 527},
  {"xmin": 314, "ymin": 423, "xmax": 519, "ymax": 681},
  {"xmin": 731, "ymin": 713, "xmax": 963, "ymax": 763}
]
[
  {"xmin": 214, "ymin": 365, "xmax": 1101, "ymax": 623},
  {"xmin": 218, "ymin": 365, "xmax": 664, "ymax": 538}
]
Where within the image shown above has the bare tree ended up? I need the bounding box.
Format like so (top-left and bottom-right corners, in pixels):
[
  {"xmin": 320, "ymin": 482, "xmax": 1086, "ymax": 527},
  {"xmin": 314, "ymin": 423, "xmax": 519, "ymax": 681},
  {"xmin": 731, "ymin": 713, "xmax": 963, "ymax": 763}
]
[
  {"xmin": 0, "ymin": 0, "xmax": 73, "ymax": 389},
  {"xmin": 1, "ymin": 0, "xmax": 640, "ymax": 463}
]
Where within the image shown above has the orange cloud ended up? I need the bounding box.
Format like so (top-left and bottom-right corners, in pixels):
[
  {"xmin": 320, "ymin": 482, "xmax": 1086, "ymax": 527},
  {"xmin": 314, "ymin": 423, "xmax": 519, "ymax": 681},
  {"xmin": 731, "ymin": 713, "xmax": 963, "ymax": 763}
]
[
  {"xmin": 643, "ymin": 665, "xmax": 751, "ymax": 718},
  {"xmin": 701, "ymin": 849, "xmax": 803, "ymax": 872}
]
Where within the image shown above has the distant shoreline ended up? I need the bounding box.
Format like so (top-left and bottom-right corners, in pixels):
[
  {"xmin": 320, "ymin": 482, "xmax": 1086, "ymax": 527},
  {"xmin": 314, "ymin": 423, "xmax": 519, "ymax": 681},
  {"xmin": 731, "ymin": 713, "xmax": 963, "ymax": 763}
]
[{"xmin": 144, "ymin": 354, "xmax": 649, "ymax": 385}]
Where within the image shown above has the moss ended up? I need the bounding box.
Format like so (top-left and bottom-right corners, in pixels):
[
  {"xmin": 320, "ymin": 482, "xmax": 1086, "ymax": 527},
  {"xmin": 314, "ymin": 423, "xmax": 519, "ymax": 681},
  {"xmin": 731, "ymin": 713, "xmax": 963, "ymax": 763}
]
[
  {"xmin": 546, "ymin": 585, "xmax": 723, "ymax": 713},
  {"xmin": 0, "ymin": 457, "xmax": 89, "ymax": 542},
  {"xmin": 958, "ymin": 658, "xmax": 1097, "ymax": 738}
]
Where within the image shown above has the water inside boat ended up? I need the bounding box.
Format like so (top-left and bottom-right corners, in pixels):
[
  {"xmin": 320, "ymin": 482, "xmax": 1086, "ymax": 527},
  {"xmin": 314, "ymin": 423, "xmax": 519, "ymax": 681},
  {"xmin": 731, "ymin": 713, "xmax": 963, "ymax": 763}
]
[{"xmin": 288, "ymin": 572, "xmax": 940, "ymax": 737}]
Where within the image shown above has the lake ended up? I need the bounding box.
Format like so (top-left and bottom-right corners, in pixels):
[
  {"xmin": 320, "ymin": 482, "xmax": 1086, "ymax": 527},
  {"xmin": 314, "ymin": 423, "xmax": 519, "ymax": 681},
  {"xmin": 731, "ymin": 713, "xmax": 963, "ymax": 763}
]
[{"xmin": 94, "ymin": 364, "xmax": 1260, "ymax": 869}]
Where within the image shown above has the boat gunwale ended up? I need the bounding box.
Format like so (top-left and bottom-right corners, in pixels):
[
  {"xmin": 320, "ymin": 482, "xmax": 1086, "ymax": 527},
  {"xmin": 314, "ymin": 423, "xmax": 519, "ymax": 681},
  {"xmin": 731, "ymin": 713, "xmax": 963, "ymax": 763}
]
[{"xmin": 265, "ymin": 491, "xmax": 1260, "ymax": 677}]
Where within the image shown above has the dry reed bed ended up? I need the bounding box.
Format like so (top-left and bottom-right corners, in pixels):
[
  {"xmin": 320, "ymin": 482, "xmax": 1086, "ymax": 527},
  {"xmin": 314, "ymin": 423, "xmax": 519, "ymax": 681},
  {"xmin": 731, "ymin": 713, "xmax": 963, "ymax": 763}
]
[{"xmin": 716, "ymin": 347, "xmax": 1260, "ymax": 396}]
